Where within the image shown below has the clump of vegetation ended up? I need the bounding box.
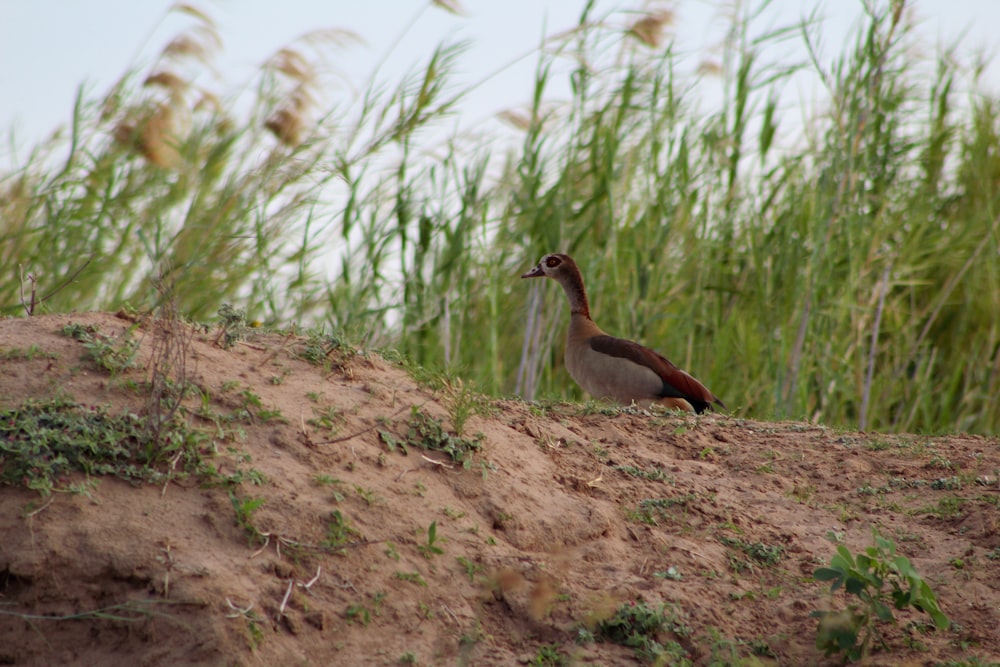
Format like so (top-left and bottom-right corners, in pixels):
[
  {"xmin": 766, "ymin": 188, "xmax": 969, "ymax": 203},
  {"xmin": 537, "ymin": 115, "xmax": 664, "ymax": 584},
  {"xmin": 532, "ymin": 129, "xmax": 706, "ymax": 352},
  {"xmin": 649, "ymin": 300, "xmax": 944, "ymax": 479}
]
[
  {"xmin": 323, "ymin": 510, "xmax": 361, "ymax": 554},
  {"xmin": 60, "ymin": 323, "xmax": 139, "ymax": 374},
  {"xmin": 345, "ymin": 591, "xmax": 385, "ymax": 627},
  {"xmin": 627, "ymin": 495, "xmax": 699, "ymax": 526},
  {"xmin": 214, "ymin": 304, "xmax": 252, "ymax": 349},
  {"xmin": 228, "ymin": 491, "xmax": 267, "ymax": 545},
  {"xmin": 378, "ymin": 406, "xmax": 484, "ymax": 469},
  {"xmin": 297, "ymin": 330, "xmax": 357, "ymax": 368},
  {"xmin": 0, "ymin": 396, "xmax": 202, "ymax": 495},
  {"xmin": 614, "ymin": 465, "xmax": 673, "ymax": 483},
  {"xmin": 719, "ymin": 535, "xmax": 785, "ymax": 572},
  {"xmin": 592, "ymin": 600, "xmax": 690, "ymax": 663},
  {"xmin": 0, "ymin": 345, "xmax": 57, "ymax": 361},
  {"xmin": 417, "ymin": 520, "xmax": 446, "ymax": 559},
  {"xmin": 528, "ymin": 644, "xmax": 570, "ymax": 667},
  {"xmin": 813, "ymin": 529, "xmax": 949, "ymax": 661}
]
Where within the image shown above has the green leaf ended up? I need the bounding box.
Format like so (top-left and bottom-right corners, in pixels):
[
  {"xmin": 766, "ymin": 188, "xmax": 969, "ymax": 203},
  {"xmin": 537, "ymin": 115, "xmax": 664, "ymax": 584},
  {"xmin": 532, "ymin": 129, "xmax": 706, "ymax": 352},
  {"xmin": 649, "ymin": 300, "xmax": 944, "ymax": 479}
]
[
  {"xmin": 844, "ymin": 576, "xmax": 866, "ymax": 596},
  {"xmin": 814, "ymin": 567, "xmax": 842, "ymax": 582},
  {"xmin": 892, "ymin": 555, "xmax": 915, "ymax": 577},
  {"xmin": 872, "ymin": 601, "xmax": 894, "ymax": 622},
  {"xmin": 835, "ymin": 545, "xmax": 855, "ymax": 564}
]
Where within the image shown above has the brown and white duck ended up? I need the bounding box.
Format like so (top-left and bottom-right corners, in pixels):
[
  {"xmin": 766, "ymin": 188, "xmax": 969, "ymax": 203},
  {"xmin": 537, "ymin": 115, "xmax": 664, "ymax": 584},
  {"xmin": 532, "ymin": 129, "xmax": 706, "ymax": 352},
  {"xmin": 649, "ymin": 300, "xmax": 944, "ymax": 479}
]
[{"xmin": 521, "ymin": 253, "xmax": 725, "ymax": 413}]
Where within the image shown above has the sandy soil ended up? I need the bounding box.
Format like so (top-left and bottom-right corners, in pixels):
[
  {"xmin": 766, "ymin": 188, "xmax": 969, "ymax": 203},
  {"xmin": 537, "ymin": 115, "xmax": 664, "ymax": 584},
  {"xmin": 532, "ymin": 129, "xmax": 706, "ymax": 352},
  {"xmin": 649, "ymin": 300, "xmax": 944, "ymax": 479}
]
[{"xmin": 0, "ymin": 312, "xmax": 998, "ymax": 666}]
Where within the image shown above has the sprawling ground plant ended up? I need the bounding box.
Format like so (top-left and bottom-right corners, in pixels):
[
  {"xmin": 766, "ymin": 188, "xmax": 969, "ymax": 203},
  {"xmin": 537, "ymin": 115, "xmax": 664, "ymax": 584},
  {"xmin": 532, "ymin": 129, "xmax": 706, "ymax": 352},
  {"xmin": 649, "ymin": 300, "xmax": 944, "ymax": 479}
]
[{"xmin": 3, "ymin": 1, "xmax": 998, "ymax": 434}]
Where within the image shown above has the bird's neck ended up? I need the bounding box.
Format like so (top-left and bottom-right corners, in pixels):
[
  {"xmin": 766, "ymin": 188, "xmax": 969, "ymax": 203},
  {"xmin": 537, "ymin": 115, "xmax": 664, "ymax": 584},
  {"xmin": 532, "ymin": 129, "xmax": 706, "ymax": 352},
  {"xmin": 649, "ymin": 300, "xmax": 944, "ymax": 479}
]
[{"xmin": 558, "ymin": 269, "xmax": 591, "ymax": 318}]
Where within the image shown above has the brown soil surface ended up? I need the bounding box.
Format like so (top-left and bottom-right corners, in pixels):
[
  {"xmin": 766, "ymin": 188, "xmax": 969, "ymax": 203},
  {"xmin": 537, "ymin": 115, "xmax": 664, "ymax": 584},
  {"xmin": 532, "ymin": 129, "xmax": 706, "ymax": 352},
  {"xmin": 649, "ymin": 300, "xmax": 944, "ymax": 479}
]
[{"xmin": 1, "ymin": 312, "xmax": 998, "ymax": 666}]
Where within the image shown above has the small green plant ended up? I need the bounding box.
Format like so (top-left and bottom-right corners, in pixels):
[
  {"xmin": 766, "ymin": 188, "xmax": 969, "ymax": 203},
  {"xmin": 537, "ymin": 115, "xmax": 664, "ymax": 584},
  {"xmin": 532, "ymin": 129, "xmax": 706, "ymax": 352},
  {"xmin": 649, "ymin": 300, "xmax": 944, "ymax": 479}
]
[
  {"xmin": 594, "ymin": 600, "xmax": 690, "ymax": 663},
  {"xmin": 448, "ymin": 380, "xmax": 475, "ymax": 436},
  {"xmin": 61, "ymin": 323, "xmax": 139, "ymax": 374},
  {"xmin": 417, "ymin": 521, "xmax": 445, "ymax": 559},
  {"xmin": 312, "ymin": 474, "xmax": 345, "ymax": 501},
  {"xmin": 928, "ymin": 453, "xmax": 955, "ymax": 470},
  {"xmin": 307, "ymin": 406, "xmax": 345, "ymax": 433},
  {"xmin": 313, "ymin": 474, "xmax": 340, "ymax": 486},
  {"xmin": 355, "ymin": 485, "xmax": 380, "ymax": 506},
  {"xmin": 614, "ymin": 465, "xmax": 673, "ymax": 483},
  {"xmin": 718, "ymin": 535, "xmax": 784, "ymax": 571},
  {"xmin": 627, "ymin": 495, "xmax": 698, "ymax": 526},
  {"xmin": 379, "ymin": 406, "xmax": 485, "ymax": 469},
  {"xmin": 345, "ymin": 603, "xmax": 371, "ymax": 626},
  {"xmin": 654, "ymin": 567, "xmax": 683, "ymax": 581},
  {"xmin": 297, "ymin": 330, "xmax": 356, "ymax": 367},
  {"xmin": 528, "ymin": 643, "xmax": 570, "ymax": 667},
  {"xmin": 221, "ymin": 465, "xmax": 267, "ymax": 487},
  {"xmin": 0, "ymin": 345, "xmax": 57, "ymax": 361},
  {"xmin": 323, "ymin": 510, "xmax": 360, "ymax": 553},
  {"xmin": 344, "ymin": 591, "xmax": 385, "ymax": 627},
  {"xmin": 256, "ymin": 408, "xmax": 288, "ymax": 424},
  {"xmin": 813, "ymin": 529, "xmax": 949, "ymax": 661},
  {"xmin": 268, "ymin": 369, "xmax": 290, "ymax": 385},
  {"xmin": 229, "ymin": 491, "xmax": 266, "ymax": 545},
  {"xmin": 789, "ymin": 483, "xmax": 817, "ymax": 503},
  {"xmin": 927, "ymin": 495, "xmax": 966, "ymax": 518},
  {"xmin": 394, "ymin": 571, "xmax": 428, "ymax": 587},
  {"xmin": 215, "ymin": 304, "xmax": 250, "ymax": 348},
  {"xmin": 749, "ymin": 637, "xmax": 776, "ymax": 657},
  {"xmin": 456, "ymin": 555, "xmax": 483, "ymax": 582},
  {"xmin": 931, "ymin": 476, "xmax": 963, "ymax": 490}
]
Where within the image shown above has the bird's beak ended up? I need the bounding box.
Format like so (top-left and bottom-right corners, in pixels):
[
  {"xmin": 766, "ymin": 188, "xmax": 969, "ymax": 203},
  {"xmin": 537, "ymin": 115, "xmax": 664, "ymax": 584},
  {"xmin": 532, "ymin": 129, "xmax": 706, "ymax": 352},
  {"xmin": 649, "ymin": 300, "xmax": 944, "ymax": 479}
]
[{"xmin": 521, "ymin": 264, "xmax": 545, "ymax": 279}]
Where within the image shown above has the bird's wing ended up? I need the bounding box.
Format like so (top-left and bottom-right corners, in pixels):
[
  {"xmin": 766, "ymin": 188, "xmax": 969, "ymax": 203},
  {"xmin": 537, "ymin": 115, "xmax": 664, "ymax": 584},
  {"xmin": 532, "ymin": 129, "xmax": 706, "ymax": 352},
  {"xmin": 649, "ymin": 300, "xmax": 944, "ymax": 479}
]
[{"xmin": 588, "ymin": 335, "xmax": 722, "ymax": 409}]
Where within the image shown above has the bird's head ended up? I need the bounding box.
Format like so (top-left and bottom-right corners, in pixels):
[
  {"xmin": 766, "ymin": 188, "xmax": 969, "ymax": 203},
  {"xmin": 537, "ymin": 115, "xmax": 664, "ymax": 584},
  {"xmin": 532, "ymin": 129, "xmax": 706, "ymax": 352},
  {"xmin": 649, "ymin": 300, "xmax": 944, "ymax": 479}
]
[{"xmin": 521, "ymin": 253, "xmax": 576, "ymax": 280}]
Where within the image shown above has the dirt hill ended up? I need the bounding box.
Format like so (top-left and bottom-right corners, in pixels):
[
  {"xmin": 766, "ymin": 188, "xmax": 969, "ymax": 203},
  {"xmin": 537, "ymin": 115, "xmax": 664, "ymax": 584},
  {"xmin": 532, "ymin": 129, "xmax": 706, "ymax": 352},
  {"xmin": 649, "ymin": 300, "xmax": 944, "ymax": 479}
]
[{"xmin": 0, "ymin": 312, "xmax": 998, "ymax": 666}]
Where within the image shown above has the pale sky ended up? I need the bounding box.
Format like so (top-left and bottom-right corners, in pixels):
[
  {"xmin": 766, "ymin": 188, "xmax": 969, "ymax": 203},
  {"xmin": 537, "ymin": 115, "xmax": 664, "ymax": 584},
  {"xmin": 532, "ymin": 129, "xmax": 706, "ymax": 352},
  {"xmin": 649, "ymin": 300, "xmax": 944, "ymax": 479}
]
[{"xmin": 1, "ymin": 1, "xmax": 999, "ymax": 154}]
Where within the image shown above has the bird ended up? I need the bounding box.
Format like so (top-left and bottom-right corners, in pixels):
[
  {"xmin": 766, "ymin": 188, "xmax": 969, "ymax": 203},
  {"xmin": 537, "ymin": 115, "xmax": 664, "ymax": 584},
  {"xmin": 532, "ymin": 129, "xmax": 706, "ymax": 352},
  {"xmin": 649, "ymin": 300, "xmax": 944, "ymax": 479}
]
[{"xmin": 521, "ymin": 253, "xmax": 725, "ymax": 414}]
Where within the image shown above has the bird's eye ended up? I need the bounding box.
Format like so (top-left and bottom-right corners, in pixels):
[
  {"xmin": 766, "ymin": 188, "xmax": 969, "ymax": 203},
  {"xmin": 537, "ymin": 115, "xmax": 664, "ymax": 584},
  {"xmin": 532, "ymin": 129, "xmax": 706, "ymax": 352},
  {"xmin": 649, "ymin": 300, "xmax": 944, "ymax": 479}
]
[{"xmin": 545, "ymin": 256, "xmax": 561, "ymax": 268}]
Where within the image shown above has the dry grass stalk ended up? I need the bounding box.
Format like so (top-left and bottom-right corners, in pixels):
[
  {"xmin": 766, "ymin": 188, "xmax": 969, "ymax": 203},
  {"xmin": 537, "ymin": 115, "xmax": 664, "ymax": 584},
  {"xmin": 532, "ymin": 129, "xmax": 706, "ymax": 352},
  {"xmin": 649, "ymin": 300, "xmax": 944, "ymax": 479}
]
[
  {"xmin": 432, "ymin": 0, "xmax": 467, "ymax": 17},
  {"xmin": 170, "ymin": 3, "xmax": 217, "ymax": 28},
  {"xmin": 298, "ymin": 28, "xmax": 365, "ymax": 49},
  {"xmin": 193, "ymin": 89, "xmax": 222, "ymax": 113},
  {"xmin": 144, "ymin": 71, "xmax": 188, "ymax": 93},
  {"xmin": 266, "ymin": 48, "xmax": 316, "ymax": 84},
  {"xmin": 263, "ymin": 46, "xmax": 320, "ymax": 147},
  {"xmin": 144, "ymin": 278, "xmax": 196, "ymax": 447},
  {"xmin": 114, "ymin": 102, "xmax": 184, "ymax": 168},
  {"xmin": 266, "ymin": 105, "xmax": 305, "ymax": 147},
  {"xmin": 161, "ymin": 25, "xmax": 221, "ymax": 65},
  {"xmin": 496, "ymin": 109, "xmax": 532, "ymax": 131},
  {"xmin": 628, "ymin": 10, "xmax": 674, "ymax": 48},
  {"xmin": 696, "ymin": 60, "xmax": 723, "ymax": 76},
  {"xmin": 266, "ymin": 86, "xmax": 316, "ymax": 147}
]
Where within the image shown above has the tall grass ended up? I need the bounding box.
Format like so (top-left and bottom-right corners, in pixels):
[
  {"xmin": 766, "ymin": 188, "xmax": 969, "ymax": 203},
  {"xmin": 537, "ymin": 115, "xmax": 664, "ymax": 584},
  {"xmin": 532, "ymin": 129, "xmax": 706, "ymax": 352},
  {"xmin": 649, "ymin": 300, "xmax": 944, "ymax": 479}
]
[{"xmin": 2, "ymin": 1, "xmax": 998, "ymax": 435}]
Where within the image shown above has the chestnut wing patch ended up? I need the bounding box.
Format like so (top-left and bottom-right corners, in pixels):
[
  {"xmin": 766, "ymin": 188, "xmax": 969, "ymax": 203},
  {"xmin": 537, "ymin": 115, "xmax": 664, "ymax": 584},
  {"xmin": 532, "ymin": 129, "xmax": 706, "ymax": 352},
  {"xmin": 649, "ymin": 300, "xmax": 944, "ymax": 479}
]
[{"xmin": 588, "ymin": 335, "xmax": 717, "ymax": 410}]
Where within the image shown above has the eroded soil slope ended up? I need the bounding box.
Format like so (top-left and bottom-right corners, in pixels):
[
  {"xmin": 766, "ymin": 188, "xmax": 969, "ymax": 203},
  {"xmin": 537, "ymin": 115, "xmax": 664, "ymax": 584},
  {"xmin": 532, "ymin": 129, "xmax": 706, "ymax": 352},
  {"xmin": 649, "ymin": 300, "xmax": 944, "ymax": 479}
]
[{"xmin": 1, "ymin": 312, "xmax": 998, "ymax": 666}]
